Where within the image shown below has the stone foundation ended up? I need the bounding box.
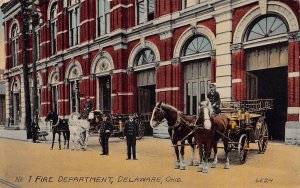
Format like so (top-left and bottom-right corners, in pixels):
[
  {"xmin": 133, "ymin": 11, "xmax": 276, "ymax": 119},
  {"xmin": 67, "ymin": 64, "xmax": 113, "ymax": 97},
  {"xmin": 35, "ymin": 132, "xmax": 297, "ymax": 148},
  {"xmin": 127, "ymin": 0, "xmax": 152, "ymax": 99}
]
[{"xmin": 285, "ymin": 121, "xmax": 300, "ymax": 145}]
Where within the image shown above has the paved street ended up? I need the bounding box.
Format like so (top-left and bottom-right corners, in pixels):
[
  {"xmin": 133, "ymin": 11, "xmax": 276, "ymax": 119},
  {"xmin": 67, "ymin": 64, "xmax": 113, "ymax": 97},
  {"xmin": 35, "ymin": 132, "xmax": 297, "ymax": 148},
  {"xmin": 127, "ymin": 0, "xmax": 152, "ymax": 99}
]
[{"xmin": 0, "ymin": 134, "xmax": 300, "ymax": 188}]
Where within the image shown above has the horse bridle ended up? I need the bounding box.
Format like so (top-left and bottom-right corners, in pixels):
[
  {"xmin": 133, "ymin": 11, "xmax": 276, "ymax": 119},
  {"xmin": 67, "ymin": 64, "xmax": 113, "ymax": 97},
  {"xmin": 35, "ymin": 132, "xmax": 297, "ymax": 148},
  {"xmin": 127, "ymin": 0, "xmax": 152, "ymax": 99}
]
[{"xmin": 154, "ymin": 106, "xmax": 167, "ymax": 125}]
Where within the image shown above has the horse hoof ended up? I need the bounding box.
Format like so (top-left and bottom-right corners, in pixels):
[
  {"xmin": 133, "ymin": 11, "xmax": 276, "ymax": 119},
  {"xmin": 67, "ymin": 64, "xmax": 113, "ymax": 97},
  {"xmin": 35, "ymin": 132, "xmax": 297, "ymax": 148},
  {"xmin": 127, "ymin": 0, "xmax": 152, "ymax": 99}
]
[
  {"xmin": 50, "ymin": 148, "xmax": 53, "ymax": 150},
  {"xmin": 224, "ymin": 164, "xmax": 230, "ymax": 169},
  {"xmin": 211, "ymin": 163, "xmax": 217, "ymax": 168},
  {"xmin": 198, "ymin": 167, "xmax": 203, "ymax": 172},
  {"xmin": 202, "ymin": 169, "xmax": 208, "ymax": 173},
  {"xmin": 175, "ymin": 166, "xmax": 180, "ymax": 169},
  {"xmin": 59, "ymin": 148, "xmax": 61, "ymax": 150},
  {"xmin": 180, "ymin": 166, "xmax": 185, "ymax": 170}
]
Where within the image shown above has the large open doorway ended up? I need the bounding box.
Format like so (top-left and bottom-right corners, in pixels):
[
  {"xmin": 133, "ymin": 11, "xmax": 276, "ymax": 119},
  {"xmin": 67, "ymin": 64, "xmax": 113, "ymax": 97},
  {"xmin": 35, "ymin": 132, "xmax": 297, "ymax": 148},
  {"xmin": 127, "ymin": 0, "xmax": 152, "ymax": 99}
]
[
  {"xmin": 98, "ymin": 76, "xmax": 111, "ymax": 114},
  {"xmin": 247, "ymin": 67, "xmax": 288, "ymax": 140},
  {"xmin": 138, "ymin": 85, "xmax": 156, "ymax": 114},
  {"xmin": 137, "ymin": 69, "xmax": 156, "ymax": 136}
]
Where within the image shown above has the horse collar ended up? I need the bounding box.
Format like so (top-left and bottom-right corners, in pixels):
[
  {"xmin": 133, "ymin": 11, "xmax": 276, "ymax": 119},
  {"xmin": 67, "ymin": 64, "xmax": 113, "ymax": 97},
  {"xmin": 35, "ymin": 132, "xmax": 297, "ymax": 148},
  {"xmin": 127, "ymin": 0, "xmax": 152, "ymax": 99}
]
[{"xmin": 174, "ymin": 111, "xmax": 181, "ymax": 127}]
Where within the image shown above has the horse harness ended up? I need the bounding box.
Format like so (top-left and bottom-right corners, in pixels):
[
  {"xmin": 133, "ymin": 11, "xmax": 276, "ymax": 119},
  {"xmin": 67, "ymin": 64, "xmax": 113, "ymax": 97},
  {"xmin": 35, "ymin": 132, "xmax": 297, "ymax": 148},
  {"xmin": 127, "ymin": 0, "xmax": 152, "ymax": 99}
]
[{"xmin": 155, "ymin": 105, "xmax": 212, "ymax": 144}]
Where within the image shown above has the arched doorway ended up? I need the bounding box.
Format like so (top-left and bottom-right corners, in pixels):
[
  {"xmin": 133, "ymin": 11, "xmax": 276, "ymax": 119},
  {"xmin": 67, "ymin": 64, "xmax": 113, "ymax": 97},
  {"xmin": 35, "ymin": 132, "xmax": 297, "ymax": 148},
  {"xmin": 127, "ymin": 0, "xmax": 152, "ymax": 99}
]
[
  {"xmin": 181, "ymin": 35, "xmax": 213, "ymax": 115},
  {"xmin": 68, "ymin": 66, "xmax": 82, "ymax": 114},
  {"xmin": 91, "ymin": 51, "xmax": 114, "ymax": 114},
  {"xmin": 244, "ymin": 14, "xmax": 289, "ymax": 140},
  {"xmin": 49, "ymin": 70, "xmax": 59, "ymax": 114},
  {"xmin": 10, "ymin": 79, "xmax": 20, "ymax": 126},
  {"xmin": 134, "ymin": 48, "xmax": 156, "ymax": 114}
]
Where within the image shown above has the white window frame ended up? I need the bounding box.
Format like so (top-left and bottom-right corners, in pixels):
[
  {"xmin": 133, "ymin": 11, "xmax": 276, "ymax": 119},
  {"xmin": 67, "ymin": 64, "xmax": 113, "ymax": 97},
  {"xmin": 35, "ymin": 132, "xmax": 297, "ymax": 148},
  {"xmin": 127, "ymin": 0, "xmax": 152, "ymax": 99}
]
[
  {"xmin": 11, "ymin": 24, "xmax": 19, "ymax": 67},
  {"xmin": 96, "ymin": 0, "xmax": 110, "ymax": 37},
  {"xmin": 136, "ymin": 0, "xmax": 155, "ymax": 25},
  {"xmin": 68, "ymin": 2, "xmax": 81, "ymax": 46},
  {"xmin": 50, "ymin": 3, "xmax": 58, "ymax": 55},
  {"xmin": 35, "ymin": 28, "xmax": 42, "ymax": 60},
  {"xmin": 182, "ymin": 0, "xmax": 208, "ymax": 9}
]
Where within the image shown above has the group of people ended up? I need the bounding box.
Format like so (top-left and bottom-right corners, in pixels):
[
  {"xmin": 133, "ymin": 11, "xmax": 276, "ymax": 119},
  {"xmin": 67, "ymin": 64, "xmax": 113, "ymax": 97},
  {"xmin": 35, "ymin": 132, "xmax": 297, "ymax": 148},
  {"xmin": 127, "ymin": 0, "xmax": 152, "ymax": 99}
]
[
  {"xmin": 98, "ymin": 113, "xmax": 139, "ymax": 160},
  {"xmin": 81, "ymin": 97, "xmax": 139, "ymax": 160},
  {"xmin": 31, "ymin": 84, "xmax": 220, "ymax": 158}
]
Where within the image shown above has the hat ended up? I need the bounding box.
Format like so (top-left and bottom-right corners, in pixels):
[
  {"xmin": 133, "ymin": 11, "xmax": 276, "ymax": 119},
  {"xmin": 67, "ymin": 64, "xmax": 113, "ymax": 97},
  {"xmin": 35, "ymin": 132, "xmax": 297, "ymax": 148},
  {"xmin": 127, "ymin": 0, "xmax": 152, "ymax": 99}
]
[{"xmin": 209, "ymin": 84, "xmax": 216, "ymax": 88}]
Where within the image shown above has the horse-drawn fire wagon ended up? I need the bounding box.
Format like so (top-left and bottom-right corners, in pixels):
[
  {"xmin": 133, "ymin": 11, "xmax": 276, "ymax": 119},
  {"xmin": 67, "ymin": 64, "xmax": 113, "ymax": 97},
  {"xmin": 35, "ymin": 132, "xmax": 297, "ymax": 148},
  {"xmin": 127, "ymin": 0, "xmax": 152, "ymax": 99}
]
[
  {"xmin": 220, "ymin": 99, "xmax": 273, "ymax": 164},
  {"xmin": 88, "ymin": 111, "xmax": 146, "ymax": 140}
]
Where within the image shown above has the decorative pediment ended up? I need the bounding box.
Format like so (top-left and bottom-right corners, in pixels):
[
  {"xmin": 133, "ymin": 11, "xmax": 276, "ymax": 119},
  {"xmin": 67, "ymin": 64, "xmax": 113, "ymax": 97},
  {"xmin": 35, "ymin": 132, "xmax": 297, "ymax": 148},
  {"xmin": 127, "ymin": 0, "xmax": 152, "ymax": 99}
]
[
  {"xmin": 69, "ymin": 66, "xmax": 81, "ymax": 80},
  {"xmin": 91, "ymin": 51, "xmax": 114, "ymax": 75},
  {"xmin": 95, "ymin": 59, "xmax": 112, "ymax": 74}
]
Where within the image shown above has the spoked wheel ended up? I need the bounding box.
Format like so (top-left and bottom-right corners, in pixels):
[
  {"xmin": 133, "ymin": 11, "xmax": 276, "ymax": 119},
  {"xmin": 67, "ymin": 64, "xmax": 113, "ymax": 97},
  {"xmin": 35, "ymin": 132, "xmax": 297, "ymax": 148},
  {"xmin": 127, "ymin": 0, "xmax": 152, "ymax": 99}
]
[
  {"xmin": 238, "ymin": 134, "xmax": 249, "ymax": 164},
  {"xmin": 258, "ymin": 122, "xmax": 268, "ymax": 154},
  {"xmin": 136, "ymin": 121, "xmax": 145, "ymax": 140}
]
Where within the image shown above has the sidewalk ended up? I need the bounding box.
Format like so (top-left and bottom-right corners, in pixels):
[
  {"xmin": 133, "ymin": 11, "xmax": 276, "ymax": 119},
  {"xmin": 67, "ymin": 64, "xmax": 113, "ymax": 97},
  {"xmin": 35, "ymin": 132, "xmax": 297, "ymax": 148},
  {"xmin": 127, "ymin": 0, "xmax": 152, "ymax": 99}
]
[{"xmin": 0, "ymin": 127, "xmax": 52, "ymax": 142}]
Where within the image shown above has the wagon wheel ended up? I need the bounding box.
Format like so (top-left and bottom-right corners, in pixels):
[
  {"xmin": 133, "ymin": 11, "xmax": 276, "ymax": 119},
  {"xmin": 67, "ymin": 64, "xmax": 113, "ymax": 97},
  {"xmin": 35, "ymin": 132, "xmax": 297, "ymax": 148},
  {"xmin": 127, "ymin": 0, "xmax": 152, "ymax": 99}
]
[
  {"xmin": 238, "ymin": 134, "xmax": 249, "ymax": 164},
  {"xmin": 258, "ymin": 121, "xmax": 268, "ymax": 154},
  {"xmin": 136, "ymin": 121, "xmax": 145, "ymax": 140}
]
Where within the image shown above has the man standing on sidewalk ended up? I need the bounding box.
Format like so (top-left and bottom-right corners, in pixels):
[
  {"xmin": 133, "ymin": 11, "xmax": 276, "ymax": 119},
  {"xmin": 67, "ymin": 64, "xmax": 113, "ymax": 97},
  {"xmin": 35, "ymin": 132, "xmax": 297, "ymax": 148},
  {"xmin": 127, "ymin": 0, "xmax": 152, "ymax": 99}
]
[{"xmin": 124, "ymin": 114, "xmax": 138, "ymax": 160}]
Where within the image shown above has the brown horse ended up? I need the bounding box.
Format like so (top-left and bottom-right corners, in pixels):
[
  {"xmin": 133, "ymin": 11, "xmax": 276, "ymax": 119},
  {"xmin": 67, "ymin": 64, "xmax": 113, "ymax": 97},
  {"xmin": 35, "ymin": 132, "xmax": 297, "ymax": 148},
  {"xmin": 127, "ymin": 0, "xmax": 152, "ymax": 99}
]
[
  {"xmin": 150, "ymin": 101, "xmax": 197, "ymax": 170},
  {"xmin": 195, "ymin": 101, "xmax": 230, "ymax": 173}
]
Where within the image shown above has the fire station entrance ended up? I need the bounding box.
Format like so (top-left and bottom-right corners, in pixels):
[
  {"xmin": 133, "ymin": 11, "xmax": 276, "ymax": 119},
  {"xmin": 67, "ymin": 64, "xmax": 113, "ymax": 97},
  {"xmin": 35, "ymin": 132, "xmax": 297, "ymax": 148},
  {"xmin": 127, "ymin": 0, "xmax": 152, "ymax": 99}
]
[
  {"xmin": 98, "ymin": 76, "xmax": 111, "ymax": 114},
  {"xmin": 137, "ymin": 69, "xmax": 156, "ymax": 114},
  {"xmin": 184, "ymin": 59, "xmax": 211, "ymax": 115},
  {"xmin": 246, "ymin": 43, "xmax": 288, "ymax": 140}
]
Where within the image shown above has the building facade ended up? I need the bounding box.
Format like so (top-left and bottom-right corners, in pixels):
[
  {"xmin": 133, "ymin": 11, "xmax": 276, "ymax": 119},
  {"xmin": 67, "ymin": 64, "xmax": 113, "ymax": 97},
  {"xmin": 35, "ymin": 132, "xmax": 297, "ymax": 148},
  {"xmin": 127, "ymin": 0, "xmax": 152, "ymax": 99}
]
[{"xmin": 1, "ymin": 0, "xmax": 299, "ymax": 143}]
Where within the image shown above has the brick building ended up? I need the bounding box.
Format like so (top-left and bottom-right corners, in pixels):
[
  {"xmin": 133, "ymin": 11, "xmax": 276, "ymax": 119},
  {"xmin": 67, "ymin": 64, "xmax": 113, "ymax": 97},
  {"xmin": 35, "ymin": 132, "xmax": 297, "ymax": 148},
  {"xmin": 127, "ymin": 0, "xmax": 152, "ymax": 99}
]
[{"xmin": 1, "ymin": 0, "xmax": 299, "ymax": 143}]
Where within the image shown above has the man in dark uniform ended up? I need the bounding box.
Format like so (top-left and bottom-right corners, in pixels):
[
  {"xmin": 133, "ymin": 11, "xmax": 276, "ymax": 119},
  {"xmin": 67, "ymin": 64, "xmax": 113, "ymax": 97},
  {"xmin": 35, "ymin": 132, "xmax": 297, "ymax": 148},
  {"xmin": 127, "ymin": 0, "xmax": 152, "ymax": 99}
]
[
  {"xmin": 31, "ymin": 116, "xmax": 40, "ymax": 143},
  {"xmin": 80, "ymin": 97, "xmax": 93, "ymax": 119},
  {"xmin": 124, "ymin": 114, "xmax": 138, "ymax": 160},
  {"xmin": 207, "ymin": 84, "xmax": 221, "ymax": 114},
  {"xmin": 99, "ymin": 114, "xmax": 113, "ymax": 155}
]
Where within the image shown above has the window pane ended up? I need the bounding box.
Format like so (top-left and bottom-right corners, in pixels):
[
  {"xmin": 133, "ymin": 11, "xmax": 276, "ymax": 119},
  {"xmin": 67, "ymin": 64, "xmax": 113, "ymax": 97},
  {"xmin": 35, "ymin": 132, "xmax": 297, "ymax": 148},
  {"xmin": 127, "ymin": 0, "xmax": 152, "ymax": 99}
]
[
  {"xmin": 185, "ymin": 0, "xmax": 196, "ymax": 8},
  {"xmin": 138, "ymin": 1, "xmax": 145, "ymax": 24},
  {"xmin": 98, "ymin": 0, "xmax": 103, "ymax": 16},
  {"xmin": 100, "ymin": 16, "xmax": 105, "ymax": 35},
  {"xmin": 105, "ymin": 13, "xmax": 110, "ymax": 33},
  {"xmin": 186, "ymin": 83, "xmax": 191, "ymax": 115},
  {"xmin": 192, "ymin": 82, "xmax": 197, "ymax": 115},
  {"xmin": 105, "ymin": 0, "xmax": 110, "ymax": 13},
  {"xmin": 184, "ymin": 36, "xmax": 212, "ymax": 56},
  {"xmin": 247, "ymin": 15, "xmax": 288, "ymax": 41},
  {"xmin": 148, "ymin": 0, "xmax": 154, "ymax": 21},
  {"xmin": 135, "ymin": 49, "xmax": 156, "ymax": 66}
]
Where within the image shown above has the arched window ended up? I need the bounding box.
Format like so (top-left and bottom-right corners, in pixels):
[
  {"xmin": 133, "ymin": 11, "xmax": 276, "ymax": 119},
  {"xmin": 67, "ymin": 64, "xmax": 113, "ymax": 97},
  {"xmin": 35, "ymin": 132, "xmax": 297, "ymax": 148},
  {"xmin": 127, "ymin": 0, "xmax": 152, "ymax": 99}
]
[
  {"xmin": 182, "ymin": 35, "xmax": 212, "ymax": 56},
  {"xmin": 135, "ymin": 48, "xmax": 156, "ymax": 66},
  {"xmin": 11, "ymin": 24, "xmax": 19, "ymax": 67},
  {"xmin": 246, "ymin": 15, "xmax": 288, "ymax": 41},
  {"xmin": 50, "ymin": 2, "xmax": 58, "ymax": 55}
]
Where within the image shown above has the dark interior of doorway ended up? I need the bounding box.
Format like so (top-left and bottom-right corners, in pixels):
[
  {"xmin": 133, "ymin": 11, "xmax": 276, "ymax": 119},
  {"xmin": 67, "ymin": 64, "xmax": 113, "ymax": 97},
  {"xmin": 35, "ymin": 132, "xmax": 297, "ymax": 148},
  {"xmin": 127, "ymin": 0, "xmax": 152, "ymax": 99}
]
[
  {"xmin": 248, "ymin": 67, "xmax": 287, "ymax": 140},
  {"xmin": 99, "ymin": 76, "xmax": 111, "ymax": 114},
  {"xmin": 138, "ymin": 85, "xmax": 156, "ymax": 136}
]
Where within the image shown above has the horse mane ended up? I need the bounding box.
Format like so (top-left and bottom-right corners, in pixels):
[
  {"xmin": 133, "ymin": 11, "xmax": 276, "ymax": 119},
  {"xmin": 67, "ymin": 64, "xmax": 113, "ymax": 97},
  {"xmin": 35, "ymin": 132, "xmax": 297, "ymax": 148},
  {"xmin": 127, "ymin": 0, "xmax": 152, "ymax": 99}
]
[{"xmin": 161, "ymin": 103, "xmax": 178, "ymax": 112}]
